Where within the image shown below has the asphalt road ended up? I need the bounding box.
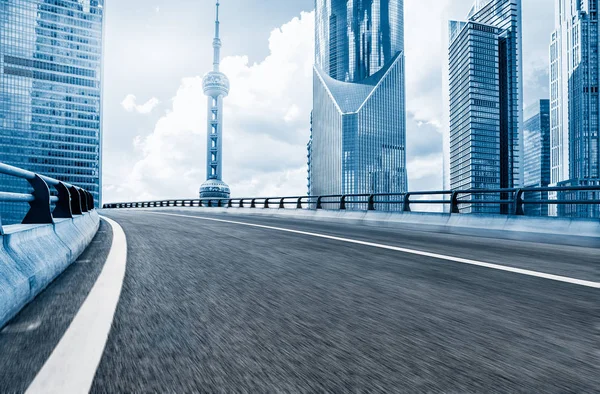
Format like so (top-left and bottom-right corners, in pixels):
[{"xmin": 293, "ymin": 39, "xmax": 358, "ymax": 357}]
[{"xmin": 85, "ymin": 209, "xmax": 599, "ymax": 393}]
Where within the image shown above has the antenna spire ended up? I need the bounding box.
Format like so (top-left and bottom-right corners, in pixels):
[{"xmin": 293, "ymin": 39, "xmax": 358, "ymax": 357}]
[{"xmin": 213, "ymin": 1, "xmax": 221, "ymax": 71}]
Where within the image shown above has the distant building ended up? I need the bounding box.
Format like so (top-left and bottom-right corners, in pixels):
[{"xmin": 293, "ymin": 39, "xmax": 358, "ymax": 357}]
[
  {"xmin": 200, "ymin": 1, "xmax": 231, "ymax": 199},
  {"xmin": 550, "ymin": 0, "xmax": 600, "ymax": 218},
  {"xmin": 448, "ymin": 0, "xmax": 523, "ymax": 214},
  {"xmin": 307, "ymin": 112, "xmax": 312, "ymax": 196},
  {"xmin": 523, "ymin": 100, "xmax": 550, "ymax": 216},
  {"xmin": 310, "ymin": 0, "xmax": 407, "ymax": 208},
  {"xmin": 0, "ymin": 0, "xmax": 104, "ymax": 223}
]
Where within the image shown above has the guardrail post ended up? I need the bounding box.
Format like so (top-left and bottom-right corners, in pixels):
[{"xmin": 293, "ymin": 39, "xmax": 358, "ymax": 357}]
[
  {"xmin": 52, "ymin": 182, "xmax": 72, "ymax": 219},
  {"xmin": 251, "ymin": 198, "xmax": 256, "ymax": 208},
  {"xmin": 217, "ymin": 199, "xmax": 223, "ymax": 207},
  {"xmin": 340, "ymin": 195, "xmax": 346, "ymax": 210},
  {"xmin": 68, "ymin": 187, "xmax": 83, "ymax": 215},
  {"xmin": 514, "ymin": 189, "xmax": 525, "ymax": 216},
  {"xmin": 22, "ymin": 175, "xmax": 54, "ymax": 224},
  {"xmin": 368, "ymin": 194, "xmax": 375, "ymax": 211},
  {"xmin": 87, "ymin": 192, "xmax": 94, "ymax": 210},
  {"xmin": 450, "ymin": 191, "xmax": 460, "ymax": 214},
  {"xmin": 228, "ymin": 199, "xmax": 233, "ymax": 208},
  {"xmin": 316, "ymin": 196, "xmax": 323, "ymax": 210},
  {"xmin": 296, "ymin": 197, "xmax": 303, "ymax": 209},
  {"xmin": 80, "ymin": 189, "xmax": 89, "ymax": 212},
  {"xmin": 403, "ymin": 193, "xmax": 411, "ymax": 212},
  {"xmin": 264, "ymin": 198, "xmax": 270, "ymax": 209},
  {"xmin": 88, "ymin": 192, "xmax": 95, "ymax": 210},
  {"xmin": 279, "ymin": 198, "xmax": 285, "ymax": 209},
  {"xmin": 240, "ymin": 199, "xmax": 244, "ymax": 208}
]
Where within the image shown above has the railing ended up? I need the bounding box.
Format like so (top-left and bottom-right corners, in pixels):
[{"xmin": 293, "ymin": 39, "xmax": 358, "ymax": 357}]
[
  {"xmin": 102, "ymin": 184, "xmax": 600, "ymax": 216},
  {"xmin": 0, "ymin": 162, "xmax": 95, "ymax": 231}
]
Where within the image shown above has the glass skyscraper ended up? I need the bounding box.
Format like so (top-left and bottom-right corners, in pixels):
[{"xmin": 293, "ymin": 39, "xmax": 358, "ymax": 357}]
[
  {"xmin": 448, "ymin": 0, "xmax": 523, "ymax": 213},
  {"xmin": 523, "ymin": 100, "xmax": 550, "ymax": 216},
  {"xmin": 0, "ymin": 0, "xmax": 104, "ymax": 223},
  {"xmin": 310, "ymin": 0, "xmax": 407, "ymax": 206},
  {"xmin": 550, "ymin": 0, "xmax": 600, "ymax": 218}
]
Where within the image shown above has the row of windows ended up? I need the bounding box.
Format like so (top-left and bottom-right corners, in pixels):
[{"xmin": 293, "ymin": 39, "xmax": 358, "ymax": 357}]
[
  {"xmin": 3, "ymin": 55, "xmax": 96, "ymax": 78},
  {"xmin": 4, "ymin": 66, "xmax": 99, "ymax": 88}
]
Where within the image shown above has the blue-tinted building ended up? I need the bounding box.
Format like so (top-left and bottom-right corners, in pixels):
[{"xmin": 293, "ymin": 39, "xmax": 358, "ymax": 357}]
[
  {"xmin": 310, "ymin": 0, "xmax": 407, "ymax": 207},
  {"xmin": 0, "ymin": 0, "xmax": 104, "ymax": 223},
  {"xmin": 523, "ymin": 100, "xmax": 550, "ymax": 216},
  {"xmin": 307, "ymin": 112, "xmax": 312, "ymax": 195},
  {"xmin": 448, "ymin": 0, "xmax": 523, "ymax": 213},
  {"xmin": 550, "ymin": 0, "xmax": 600, "ymax": 218}
]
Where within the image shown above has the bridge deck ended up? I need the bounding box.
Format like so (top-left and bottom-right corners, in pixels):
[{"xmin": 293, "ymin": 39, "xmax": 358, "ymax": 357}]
[{"xmin": 1, "ymin": 209, "xmax": 599, "ymax": 392}]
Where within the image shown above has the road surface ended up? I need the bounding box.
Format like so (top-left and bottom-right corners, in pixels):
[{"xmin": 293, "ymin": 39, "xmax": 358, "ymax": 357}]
[{"xmin": 1, "ymin": 208, "xmax": 598, "ymax": 392}]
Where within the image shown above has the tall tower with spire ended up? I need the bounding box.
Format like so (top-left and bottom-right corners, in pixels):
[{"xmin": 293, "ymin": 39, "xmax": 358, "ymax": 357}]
[{"xmin": 200, "ymin": 1, "xmax": 231, "ymax": 199}]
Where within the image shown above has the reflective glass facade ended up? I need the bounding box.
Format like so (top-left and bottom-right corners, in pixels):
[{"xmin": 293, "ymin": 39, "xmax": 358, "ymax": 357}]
[
  {"xmin": 550, "ymin": 0, "xmax": 600, "ymax": 218},
  {"xmin": 311, "ymin": 0, "xmax": 407, "ymax": 207},
  {"xmin": 316, "ymin": 0, "xmax": 403, "ymax": 83},
  {"xmin": 523, "ymin": 100, "xmax": 550, "ymax": 216},
  {"xmin": 449, "ymin": 22, "xmax": 501, "ymax": 213},
  {"xmin": 448, "ymin": 0, "xmax": 523, "ymax": 214},
  {"xmin": 0, "ymin": 0, "xmax": 104, "ymax": 223}
]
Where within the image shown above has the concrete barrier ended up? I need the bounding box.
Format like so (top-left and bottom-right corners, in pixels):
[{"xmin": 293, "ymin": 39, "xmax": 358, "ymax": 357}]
[{"xmin": 0, "ymin": 212, "xmax": 100, "ymax": 328}]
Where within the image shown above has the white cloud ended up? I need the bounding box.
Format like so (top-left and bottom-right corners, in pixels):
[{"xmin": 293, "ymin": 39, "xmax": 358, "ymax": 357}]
[
  {"xmin": 104, "ymin": 12, "xmax": 314, "ymax": 202},
  {"xmin": 121, "ymin": 94, "xmax": 161, "ymax": 114},
  {"xmin": 105, "ymin": 2, "xmax": 554, "ymax": 203}
]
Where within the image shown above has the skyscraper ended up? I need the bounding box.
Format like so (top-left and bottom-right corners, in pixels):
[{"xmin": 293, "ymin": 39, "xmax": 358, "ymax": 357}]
[
  {"xmin": 448, "ymin": 0, "xmax": 523, "ymax": 213},
  {"xmin": 523, "ymin": 100, "xmax": 551, "ymax": 216},
  {"xmin": 200, "ymin": 1, "xmax": 230, "ymax": 199},
  {"xmin": 310, "ymin": 0, "xmax": 407, "ymax": 204},
  {"xmin": 0, "ymin": 0, "xmax": 104, "ymax": 223},
  {"xmin": 550, "ymin": 0, "xmax": 600, "ymax": 218}
]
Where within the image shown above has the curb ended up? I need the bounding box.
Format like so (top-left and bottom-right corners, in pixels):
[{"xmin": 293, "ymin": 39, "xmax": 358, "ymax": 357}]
[{"xmin": 0, "ymin": 212, "xmax": 100, "ymax": 328}]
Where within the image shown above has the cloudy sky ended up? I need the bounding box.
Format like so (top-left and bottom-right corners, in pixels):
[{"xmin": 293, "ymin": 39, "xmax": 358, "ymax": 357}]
[{"xmin": 102, "ymin": 0, "xmax": 554, "ymax": 203}]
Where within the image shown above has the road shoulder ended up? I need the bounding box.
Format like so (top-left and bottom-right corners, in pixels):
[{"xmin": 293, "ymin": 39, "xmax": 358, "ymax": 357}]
[{"xmin": 0, "ymin": 220, "xmax": 112, "ymax": 393}]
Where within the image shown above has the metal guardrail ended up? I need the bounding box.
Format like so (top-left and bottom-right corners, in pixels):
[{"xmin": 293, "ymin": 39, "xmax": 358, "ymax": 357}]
[
  {"xmin": 102, "ymin": 185, "xmax": 600, "ymax": 216},
  {"xmin": 0, "ymin": 162, "xmax": 95, "ymax": 231}
]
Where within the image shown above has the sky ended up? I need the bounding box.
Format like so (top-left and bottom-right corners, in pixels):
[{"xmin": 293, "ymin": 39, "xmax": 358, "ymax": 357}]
[{"xmin": 102, "ymin": 0, "xmax": 554, "ymax": 203}]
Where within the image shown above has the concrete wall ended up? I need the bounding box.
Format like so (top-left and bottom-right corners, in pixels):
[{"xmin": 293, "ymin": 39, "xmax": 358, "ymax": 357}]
[{"xmin": 0, "ymin": 211, "xmax": 100, "ymax": 328}]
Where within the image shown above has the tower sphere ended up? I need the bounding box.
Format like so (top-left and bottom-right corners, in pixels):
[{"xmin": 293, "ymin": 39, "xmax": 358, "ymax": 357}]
[{"xmin": 202, "ymin": 70, "xmax": 230, "ymax": 98}]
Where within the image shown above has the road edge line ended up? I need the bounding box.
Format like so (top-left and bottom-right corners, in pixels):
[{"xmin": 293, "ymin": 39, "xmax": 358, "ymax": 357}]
[
  {"xmin": 26, "ymin": 216, "xmax": 127, "ymax": 394},
  {"xmin": 147, "ymin": 211, "xmax": 600, "ymax": 289}
]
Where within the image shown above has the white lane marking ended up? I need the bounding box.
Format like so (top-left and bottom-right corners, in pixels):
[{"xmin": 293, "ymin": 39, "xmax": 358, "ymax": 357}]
[
  {"xmin": 148, "ymin": 211, "xmax": 600, "ymax": 289},
  {"xmin": 26, "ymin": 216, "xmax": 127, "ymax": 394}
]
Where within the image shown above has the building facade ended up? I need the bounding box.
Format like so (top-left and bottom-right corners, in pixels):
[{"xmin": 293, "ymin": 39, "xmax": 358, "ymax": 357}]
[
  {"xmin": 307, "ymin": 112, "xmax": 312, "ymax": 195},
  {"xmin": 200, "ymin": 1, "xmax": 230, "ymax": 199},
  {"xmin": 550, "ymin": 0, "xmax": 600, "ymax": 218},
  {"xmin": 0, "ymin": 0, "xmax": 104, "ymax": 223},
  {"xmin": 523, "ymin": 99, "xmax": 550, "ymax": 216},
  {"xmin": 310, "ymin": 0, "xmax": 407, "ymax": 207},
  {"xmin": 448, "ymin": 0, "xmax": 523, "ymax": 213}
]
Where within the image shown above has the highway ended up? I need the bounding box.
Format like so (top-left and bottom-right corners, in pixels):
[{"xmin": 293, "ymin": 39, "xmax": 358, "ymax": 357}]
[{"xmin": 1, "ymin": 208, "xmax": 599, "ymax": 392}]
